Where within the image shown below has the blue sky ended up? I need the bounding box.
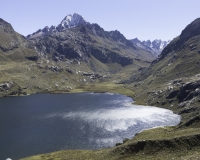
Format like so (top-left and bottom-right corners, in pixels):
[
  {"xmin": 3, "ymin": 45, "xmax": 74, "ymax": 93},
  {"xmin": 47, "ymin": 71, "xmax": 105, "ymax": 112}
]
[{"xmin": 1, "ymin": 0, "xmax": 200, "ymax": 41}]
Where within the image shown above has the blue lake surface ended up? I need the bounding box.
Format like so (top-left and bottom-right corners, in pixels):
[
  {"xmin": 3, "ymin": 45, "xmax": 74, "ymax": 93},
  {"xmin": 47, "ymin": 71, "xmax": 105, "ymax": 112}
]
[{"xmin": 0, "ymin": 92, "xmax": 181, "ymax": 159}]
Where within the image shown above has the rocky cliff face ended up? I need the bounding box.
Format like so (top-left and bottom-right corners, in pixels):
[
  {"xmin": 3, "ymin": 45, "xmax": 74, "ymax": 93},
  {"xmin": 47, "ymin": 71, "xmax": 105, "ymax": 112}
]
[
  {"xmin": 28, "ymin": 14, "xmax": 156, "ymax": 67},
  {"xmin": 31, "ymin": 24, "xmax": 136, "ymax": 66},
  {"xmin": 0, "ymin": 18, "xmax": 26, "ymax": 51},
  {"xmin": 180, "ymin": 18, "xmax": 200, "ymax": 42},
  {"xmin": 157, "ymin": 18, "xmax": 200, "ymax": 62},
  {"xmin": 0, "ymin": 18, "xmax": 37, "ymax": 60}
]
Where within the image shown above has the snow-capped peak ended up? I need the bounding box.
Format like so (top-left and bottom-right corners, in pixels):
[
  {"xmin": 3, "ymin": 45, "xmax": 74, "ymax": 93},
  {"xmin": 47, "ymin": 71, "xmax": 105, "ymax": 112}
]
[
  {"xmin": 70, "ymin": 13, "xmax": 86, "ymax": 28},
  {"xmin": 60, "ymin": 14, "xmax": 73, "ymax": 27},
  {"xmin": 130, "ymin": 38, "xmax": 170, "ymax": 57},
  {"xmin": 56, "ymin": 13, "xmax": 87, "ymax": 31},
  {"xmin": 58, "ymin": 13, "xmax": 87, "ymax": 29},
  {"xmin": 27, "ymin": 13, "xmax": 88, "ymax": 39}
]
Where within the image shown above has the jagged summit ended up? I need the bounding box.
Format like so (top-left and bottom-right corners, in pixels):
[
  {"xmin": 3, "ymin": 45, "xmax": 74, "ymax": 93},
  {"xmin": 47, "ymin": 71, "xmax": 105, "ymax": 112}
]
[
  {"xmin": 130, "ymin": 38, "xmax": 170, "ymax": 57},
  {"xmin": 63, "ymin": 13, "xmax": 86, "ymax": 27},
  {"xmin": 57, "ymin": 13, "xmax": 87, "ymax": 31},
  {"xmin": 27, "ymin": 13, "xmax": 88, "ymax": 39}
]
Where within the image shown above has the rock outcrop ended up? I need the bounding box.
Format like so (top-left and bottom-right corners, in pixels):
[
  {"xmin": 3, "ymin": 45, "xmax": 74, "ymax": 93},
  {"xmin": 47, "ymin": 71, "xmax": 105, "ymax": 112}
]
[{"xmin": 0, "ymin": 82, "xmax": 14, "ymax": 91}]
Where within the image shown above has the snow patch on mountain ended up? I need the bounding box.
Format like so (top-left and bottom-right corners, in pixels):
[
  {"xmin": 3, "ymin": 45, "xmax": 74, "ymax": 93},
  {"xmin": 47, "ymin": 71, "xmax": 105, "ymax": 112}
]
[
  {"xmin": 27, "ymin": 13, "xmax": 87, "ymax": 39},
  {"xmin": 130, "ymin": 38, "xmax": 170, "ymax": 57}
]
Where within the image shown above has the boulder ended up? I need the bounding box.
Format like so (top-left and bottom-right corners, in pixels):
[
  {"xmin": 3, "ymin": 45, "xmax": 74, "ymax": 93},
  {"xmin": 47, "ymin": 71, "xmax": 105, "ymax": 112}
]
[
  {"xmin": 66, "ymin": 68, "xmax": 73, "ymax": 74},
  {"xmin": 166, "ymin": 90, "xmax": 179, "ymax": 99},
  {"xmin": 0, "ymin": 82, "xmax": 14, "ymax": 91},
  {"xmin": 26, "ymin": 55, "xmax": 38, "ymax": 61},
  {"xmin": 177, "ymin": 81, "xmax": 200, "ymax": 102}
]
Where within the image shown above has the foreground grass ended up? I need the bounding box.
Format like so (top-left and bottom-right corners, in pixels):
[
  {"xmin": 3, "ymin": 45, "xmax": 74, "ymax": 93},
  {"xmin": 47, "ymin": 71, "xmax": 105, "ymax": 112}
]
[
  {"xmin": 21, "ymin": 127, "xmax": 200, "ymax": 160},
  {"xmin": 21, "ymin": 150, "xmax": 109, "ymax": 160},
  {"xmin": 71, "ymin": 82, "xmax": 135, "ymax": 98}
]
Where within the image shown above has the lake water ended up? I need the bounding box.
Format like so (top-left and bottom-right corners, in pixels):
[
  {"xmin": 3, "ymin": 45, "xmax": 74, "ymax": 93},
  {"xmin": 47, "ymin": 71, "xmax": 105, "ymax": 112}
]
[{"xmin": 0, "ymin": 92, "xmax": 180, "ymax": 160}]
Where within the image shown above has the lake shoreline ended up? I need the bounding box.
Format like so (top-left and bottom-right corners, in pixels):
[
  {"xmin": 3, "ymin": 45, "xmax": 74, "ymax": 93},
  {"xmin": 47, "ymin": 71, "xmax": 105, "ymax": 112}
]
[
  {"xmin": 0, "ymin": 83, "xmax": 186, "ymax": 160},
  {"xmin": 1, "ymin": 92, "xmax": 180, "ymax": 160}
]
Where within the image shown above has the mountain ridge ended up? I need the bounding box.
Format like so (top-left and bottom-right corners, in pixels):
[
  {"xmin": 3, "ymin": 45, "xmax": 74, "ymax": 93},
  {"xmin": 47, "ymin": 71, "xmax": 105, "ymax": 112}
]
[
  {"xmin": 130, "ymin": 38, "xmax": 170, "ymax": 57},
  {"xmin": 27, "ymin": 13, "xmax": 169, "ymax": 59},
  {"xmin": 0, "ymin": 15, "xmax": 155, "ymax": 97},
  {"xmin": 156, "ymin": 18, "xmax": 200, "ymax": 62},
  {"xmin": 0, "ymin": 18, "xmax": 37, "ymax": 60},
  {"xmin": 27, "ymin": 13, "xmax": 88, "ymax": 39},
  {"xmin": 129, "ymin": 17, "xmax": 200, "ymax": 128},
  {"xmin": 27, "ymin": 13, "xmax": 156, "ymax": 67}
]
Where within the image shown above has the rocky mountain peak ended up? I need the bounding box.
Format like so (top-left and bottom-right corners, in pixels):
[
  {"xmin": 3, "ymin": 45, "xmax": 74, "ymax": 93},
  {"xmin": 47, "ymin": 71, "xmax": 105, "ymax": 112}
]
[
  {"xmin": 0, "ymin": 18, "xmax": 15, "ymax": 33},
  {"xmin": 152, "ymin": 39, "xmax": 170, "ymax": 50},
  {"xmin": 180, "ymin": 18, "xmax": 200, "ymax": 41},
  {"xmin": 59, "ymin": 13, "xmax": 87, "ymax": 29},
  {"xmin": 0, "ymin": 18, "xmax": 10, "ymax": 25},
  {"xmin": 61, "ymin": 14, "xmax": 72, "ymax": 24},
  {"xmin": 42, "ymin": 26, "xmax": 50, "ymax": 33},
  {"xmin": 130, "ymin": 38, "xmax": 170, "ymax": 57},
  {"xmin": 27, "ymin": 13, "xmax": 88, "ymax": 39},
  {"xmin": 131, "ymin": 38, "xmax": 140, "ymax": 43},
  {"xmin": 109, "ymin": 30, "xmax": 126, "ymax": 41},
  {"xmin": 0, "ymin": 18, "xmax": 22, "ymax": 51}
]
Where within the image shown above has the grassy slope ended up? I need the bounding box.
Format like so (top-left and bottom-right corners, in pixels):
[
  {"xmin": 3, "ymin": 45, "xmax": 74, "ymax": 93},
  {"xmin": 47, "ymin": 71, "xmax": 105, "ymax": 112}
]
[
  {"xmin": 20, "ymin": 38, "xmax": 200, "ymax": 160},
  {"xmin": 1, "ymin": 43, "xmax": 199, "ymax": 160},
  {"xmin": 20, "ymin": 81, "xmax": 200, "ymax": 160},
  {"xmin": 21, "ymin": 127, "xmax": 200, "ymax": 160},
  {"xmin": 130, "ymin": 36, "xmax": 200, "ymax": 124},
  {"xmin": 7, "ymin": 37, "xmax": 199, "ymax": 159}
]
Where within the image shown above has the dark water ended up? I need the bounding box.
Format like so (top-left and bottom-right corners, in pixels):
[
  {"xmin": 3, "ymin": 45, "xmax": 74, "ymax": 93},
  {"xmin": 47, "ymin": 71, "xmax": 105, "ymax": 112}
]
[{"xmin": 0, "ymin": 93, "xmax": 180, "ymax": 160}]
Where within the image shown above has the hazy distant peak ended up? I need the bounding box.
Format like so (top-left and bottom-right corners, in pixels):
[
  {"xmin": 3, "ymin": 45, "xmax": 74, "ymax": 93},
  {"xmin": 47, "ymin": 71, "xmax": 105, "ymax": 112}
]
[{"xmin": 130, "ymin": 38, "xmax": 170, "ymax": 57}]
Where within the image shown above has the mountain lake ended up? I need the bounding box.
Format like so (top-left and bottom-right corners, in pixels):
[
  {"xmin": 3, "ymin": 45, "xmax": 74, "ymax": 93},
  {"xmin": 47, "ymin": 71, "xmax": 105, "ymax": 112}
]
[{"xmin": 0, "ymin": 92, "xmax": 181, "ymax": 159}]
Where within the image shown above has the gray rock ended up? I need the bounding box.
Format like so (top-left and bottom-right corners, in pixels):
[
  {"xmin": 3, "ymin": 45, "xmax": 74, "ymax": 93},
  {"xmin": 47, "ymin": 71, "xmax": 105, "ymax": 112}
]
[{"xmin": 0, "ymin": 82, "xmax": 14, "ymax": 91}]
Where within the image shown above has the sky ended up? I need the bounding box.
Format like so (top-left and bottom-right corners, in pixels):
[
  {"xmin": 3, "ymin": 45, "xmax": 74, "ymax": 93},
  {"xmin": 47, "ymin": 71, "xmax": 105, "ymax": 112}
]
[{"xmin": 1, "ymin": 0, "xmax": 200, "ymax": 41}]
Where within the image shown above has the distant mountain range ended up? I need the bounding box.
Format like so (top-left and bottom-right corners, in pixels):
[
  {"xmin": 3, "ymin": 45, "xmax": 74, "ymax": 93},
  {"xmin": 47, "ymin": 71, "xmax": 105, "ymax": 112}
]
[
  {"xmin": 27, "ymin": 13, "xmax": 157, "ymax": 66},
  {"xmin": 27, "ymin": 13, "xmax": 168, "ymax": 57},
  {"xmin": 130, "ymin": 38, "xmax": 170, "ymax": 57}
]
